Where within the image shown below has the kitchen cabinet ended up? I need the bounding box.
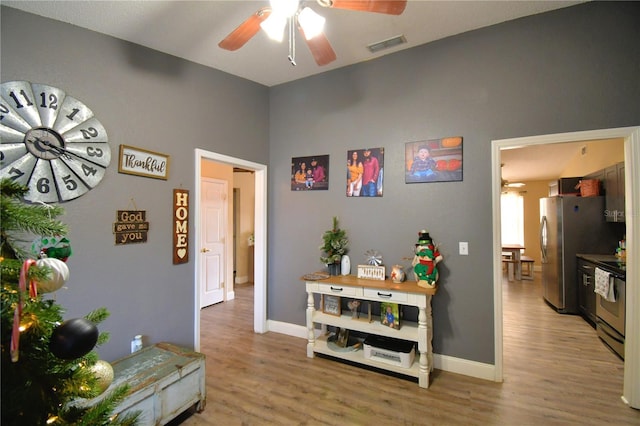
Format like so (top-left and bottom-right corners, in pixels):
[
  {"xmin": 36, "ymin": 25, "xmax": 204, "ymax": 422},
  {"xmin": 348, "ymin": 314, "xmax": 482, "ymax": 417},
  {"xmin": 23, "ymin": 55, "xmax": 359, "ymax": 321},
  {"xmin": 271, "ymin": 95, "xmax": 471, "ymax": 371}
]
[
  {"xmin": 577, "ymin": 258, "xmax": 597, "ymax": 327},
  {"xmin": 303, "ymin": 275, "xmax": 436, "ymax": 388},
  {"xmin": 548, "ymin": 177, "xmax": 581, "ymax": 196},
  {"xmin": 604, "ymin": 162, "xmax": 625, "ymax": 222}
]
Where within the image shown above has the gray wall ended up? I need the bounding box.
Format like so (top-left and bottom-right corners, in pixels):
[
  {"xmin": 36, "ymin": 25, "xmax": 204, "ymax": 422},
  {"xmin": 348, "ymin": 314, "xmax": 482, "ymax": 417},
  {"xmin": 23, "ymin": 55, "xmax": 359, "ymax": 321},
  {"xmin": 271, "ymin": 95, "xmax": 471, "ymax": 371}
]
[
  {"xmin": 1, "ymin": 7, "xmax": 269, "ymax": 361},
  {"xmin": 267, "ymin": 2, "xmax": 639, "ymax": 363},
  {"xmin": 2, "ymin": 2, "xmax": 639, "ymax": 365}
]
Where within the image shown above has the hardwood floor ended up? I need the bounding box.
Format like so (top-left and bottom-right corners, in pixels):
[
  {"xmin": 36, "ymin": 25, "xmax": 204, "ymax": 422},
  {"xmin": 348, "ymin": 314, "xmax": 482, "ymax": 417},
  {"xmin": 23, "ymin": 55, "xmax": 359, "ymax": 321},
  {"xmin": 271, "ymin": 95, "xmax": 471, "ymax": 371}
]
[{"xmin": 173, "ymin": 277, "xmax": 639, "ymax": 425}]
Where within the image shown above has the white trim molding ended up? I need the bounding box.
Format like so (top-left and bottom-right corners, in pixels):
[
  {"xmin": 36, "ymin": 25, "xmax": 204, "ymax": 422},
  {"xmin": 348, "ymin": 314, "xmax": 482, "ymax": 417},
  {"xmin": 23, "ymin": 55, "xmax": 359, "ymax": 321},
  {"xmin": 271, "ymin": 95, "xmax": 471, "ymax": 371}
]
[{"xmin": 492, "ymin": 126, "xmax": 640, "ymax": 409}]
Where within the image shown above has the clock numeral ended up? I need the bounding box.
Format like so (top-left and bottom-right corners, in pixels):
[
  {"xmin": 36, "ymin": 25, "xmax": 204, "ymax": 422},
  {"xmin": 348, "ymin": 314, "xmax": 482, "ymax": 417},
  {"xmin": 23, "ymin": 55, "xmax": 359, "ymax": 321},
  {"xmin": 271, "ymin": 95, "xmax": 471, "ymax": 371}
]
[
  {"xmin": 80, "ymin": 127, "xmax": 99, "ymax": 140},
  {"xmin": 36, "ymin": 177, "xmax": 51, "ymax": 194},
  {"xmin": 0, "ymin": 103, "xmax": 9, "ymax": 121},
  {"xmin": 86, "ymin": 147, "xmax": 104, "ymax": 158},
  {"xmin": 9, "ymin": 90, "xmax": 34, "ymax": 109},
  {"xmin": 66, "ymin": 108, "xmax": 80, "ymax": 121},
  {"xmin": 6, "ymin": 167, "xmax": 25, "ymax": 181},
  {"xmin": 81, "ymin": 163, "xmax": 98, "ymax": 177},
  {"xmin": 39, "ymin": 92, "xmax": 59, "ymax": 111},
  {"xmin": 61, "ymin": 174, "xmax": 78, "ymax": 191}
]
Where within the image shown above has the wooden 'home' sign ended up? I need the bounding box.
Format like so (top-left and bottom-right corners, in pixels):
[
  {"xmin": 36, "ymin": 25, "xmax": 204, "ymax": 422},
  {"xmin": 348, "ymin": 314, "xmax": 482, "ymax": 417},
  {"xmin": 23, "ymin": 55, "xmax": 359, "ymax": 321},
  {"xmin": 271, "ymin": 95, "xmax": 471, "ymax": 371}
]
[{"xmin": 173, "ymin": 189, "xmax": 189, "ymax": 264}]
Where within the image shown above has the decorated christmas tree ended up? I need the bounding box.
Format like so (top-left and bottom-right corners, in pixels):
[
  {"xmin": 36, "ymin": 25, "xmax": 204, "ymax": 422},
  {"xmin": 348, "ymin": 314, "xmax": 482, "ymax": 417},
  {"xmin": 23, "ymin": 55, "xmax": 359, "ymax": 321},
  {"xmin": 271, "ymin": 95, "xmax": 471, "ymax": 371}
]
[{"xmin": 0, "ymin": 179, "xmax": 139, "ymax": 425}]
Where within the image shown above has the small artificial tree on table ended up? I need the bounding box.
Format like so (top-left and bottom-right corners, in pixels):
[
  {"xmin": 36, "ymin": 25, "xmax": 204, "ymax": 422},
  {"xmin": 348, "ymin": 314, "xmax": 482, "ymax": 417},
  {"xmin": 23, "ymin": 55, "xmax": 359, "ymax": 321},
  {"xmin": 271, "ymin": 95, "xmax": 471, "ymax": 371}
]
[
  {"xmin": 0, "ymin": 179, "xmax": 139, "ymax": 426},
  {"xmin": 319, "ymin": 216, "xmax": 348, "ymax": 274}
]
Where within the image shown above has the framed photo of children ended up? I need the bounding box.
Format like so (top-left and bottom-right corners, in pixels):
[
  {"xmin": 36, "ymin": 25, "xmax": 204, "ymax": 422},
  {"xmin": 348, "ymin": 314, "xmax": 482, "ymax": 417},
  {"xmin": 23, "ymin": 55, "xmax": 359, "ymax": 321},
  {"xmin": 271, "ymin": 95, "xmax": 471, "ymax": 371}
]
[
  {"xmin": 291, "ymin": 155, "xmax": 329, "ymax": 191},
  {"xmin": 405, "ymin": 137, "xmax": 463, "ymax": 183},
  {"xmin": 346, "ymin": 147, "xmax": 384, "ymax": 197}
]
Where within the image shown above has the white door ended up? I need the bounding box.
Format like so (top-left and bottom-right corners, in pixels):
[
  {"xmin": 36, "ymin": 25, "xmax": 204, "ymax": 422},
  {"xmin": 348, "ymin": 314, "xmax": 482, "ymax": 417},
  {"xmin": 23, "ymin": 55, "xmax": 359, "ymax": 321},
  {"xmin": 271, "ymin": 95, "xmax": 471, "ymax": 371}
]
[{"xmin": 200, "ymin": 178, "xmax": 227, "ymax": 308}]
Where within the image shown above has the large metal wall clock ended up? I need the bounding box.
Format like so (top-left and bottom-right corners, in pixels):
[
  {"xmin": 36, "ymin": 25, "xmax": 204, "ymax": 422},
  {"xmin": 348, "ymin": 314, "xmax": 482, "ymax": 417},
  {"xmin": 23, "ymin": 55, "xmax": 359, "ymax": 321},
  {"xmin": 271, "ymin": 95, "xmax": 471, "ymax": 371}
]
[{"xmin": 0, "ymin": 81, "xmax": 110, "ymax": 203}]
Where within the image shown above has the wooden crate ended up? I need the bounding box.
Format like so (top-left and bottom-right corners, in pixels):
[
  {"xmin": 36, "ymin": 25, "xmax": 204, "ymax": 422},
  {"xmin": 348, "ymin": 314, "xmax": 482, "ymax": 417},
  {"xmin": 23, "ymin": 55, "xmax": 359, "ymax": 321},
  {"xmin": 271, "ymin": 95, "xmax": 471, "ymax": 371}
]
[{"xmin": 109, "ymin": 342, "xmax": 205, "ymax": 425}]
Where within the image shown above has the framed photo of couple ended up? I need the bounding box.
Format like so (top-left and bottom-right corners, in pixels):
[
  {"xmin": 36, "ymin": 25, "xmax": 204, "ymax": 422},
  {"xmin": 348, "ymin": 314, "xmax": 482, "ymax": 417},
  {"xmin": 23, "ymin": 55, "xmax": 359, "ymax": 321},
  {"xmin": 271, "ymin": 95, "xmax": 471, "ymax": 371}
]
[
  {"xmin": 346, "ymin": 147, "xmax": 384, "ymax": 197},
  {"xmin": 405, "ymin": 137, "xmax": 463, "ymax": 183}
]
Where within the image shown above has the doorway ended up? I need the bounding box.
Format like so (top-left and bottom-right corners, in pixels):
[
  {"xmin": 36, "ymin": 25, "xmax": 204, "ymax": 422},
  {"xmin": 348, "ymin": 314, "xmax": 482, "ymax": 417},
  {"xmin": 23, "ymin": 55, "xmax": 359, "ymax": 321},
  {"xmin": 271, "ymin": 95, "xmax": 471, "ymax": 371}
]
[
  {"xmin": 491, "ymin": 127, "xmax": 640, "ymax": 408},
  {"xmin": 193, "ymin": 149, "xmax": 268, "ymax": 351}
]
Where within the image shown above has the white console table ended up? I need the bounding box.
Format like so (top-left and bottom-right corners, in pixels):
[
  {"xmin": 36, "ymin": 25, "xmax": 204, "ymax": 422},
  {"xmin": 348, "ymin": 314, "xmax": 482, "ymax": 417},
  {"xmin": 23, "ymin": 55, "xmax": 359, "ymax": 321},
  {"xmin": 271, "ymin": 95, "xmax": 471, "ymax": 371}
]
[{"xmin": 304, "ymin": 275, "xmax": 437, "ymax": 388}]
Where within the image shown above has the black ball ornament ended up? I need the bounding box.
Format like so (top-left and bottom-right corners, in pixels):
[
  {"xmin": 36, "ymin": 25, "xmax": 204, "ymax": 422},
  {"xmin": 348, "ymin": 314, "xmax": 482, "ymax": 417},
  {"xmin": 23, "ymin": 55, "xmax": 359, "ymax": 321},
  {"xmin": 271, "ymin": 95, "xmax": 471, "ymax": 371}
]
[{"xmin": 49, "ymin": 318, "xmax": 99, "ymax": 359}]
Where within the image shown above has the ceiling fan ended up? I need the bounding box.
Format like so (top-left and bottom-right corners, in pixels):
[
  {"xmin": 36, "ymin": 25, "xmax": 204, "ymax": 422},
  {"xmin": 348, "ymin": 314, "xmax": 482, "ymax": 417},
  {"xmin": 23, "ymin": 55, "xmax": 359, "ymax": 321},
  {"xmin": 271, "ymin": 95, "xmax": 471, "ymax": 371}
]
[
  {"xmin": 218, "ymin": 0, "xmax": 407, "ymax": 66},
  {"xmin": 501, "ymin": 164, "xmax": 525, "ymax": 189}
]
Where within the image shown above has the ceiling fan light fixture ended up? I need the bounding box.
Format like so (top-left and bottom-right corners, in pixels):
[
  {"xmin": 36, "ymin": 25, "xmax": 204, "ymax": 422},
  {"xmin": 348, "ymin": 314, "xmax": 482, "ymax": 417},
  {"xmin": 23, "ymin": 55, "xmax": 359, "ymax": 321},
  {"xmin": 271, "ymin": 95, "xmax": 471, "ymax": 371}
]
[
  {"xmin": 298, "ymin": 7, "xmax": 326, "ymax": 40},
  {"xmin": 260, "ymin": 13, "xmax": 287, "ymax": 42},
  {"xmin": 270, "ymin": 0, "xmax": 300, "ymax": 17}
]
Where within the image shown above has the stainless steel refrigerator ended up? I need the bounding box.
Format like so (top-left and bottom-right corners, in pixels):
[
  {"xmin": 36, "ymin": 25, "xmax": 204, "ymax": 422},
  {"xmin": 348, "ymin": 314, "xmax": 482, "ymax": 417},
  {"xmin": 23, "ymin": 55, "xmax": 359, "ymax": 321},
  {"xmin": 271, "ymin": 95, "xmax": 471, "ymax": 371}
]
[{"xmin": 539, "ymin": 196, "xmax": 618, "ymax": 313}]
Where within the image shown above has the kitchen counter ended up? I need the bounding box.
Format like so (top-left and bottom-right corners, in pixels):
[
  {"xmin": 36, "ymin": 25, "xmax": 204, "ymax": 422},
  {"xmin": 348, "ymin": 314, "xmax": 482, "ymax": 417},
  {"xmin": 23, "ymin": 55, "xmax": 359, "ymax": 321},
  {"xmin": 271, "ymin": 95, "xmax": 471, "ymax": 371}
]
[{"xmin": 576, "ymin": 254, "xmax": 625, "ymax": 276}]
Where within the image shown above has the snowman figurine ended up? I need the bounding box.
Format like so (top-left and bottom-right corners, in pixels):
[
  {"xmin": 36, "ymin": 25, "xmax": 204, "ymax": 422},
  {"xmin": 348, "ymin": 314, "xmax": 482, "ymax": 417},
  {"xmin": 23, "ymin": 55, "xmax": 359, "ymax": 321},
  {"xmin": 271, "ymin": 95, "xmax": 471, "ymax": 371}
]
[{"xmin": 412, "ymin": 230, "xmax": 443, "ymax": 289}]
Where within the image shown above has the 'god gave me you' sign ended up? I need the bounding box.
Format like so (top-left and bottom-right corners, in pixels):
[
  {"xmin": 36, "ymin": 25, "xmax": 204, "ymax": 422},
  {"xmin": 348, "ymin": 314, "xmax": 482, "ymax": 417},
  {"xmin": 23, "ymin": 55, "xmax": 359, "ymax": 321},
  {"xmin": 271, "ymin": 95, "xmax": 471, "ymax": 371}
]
[{"xmin": 113, "ymin": 210, "xmax": 149, "ymax": 245}]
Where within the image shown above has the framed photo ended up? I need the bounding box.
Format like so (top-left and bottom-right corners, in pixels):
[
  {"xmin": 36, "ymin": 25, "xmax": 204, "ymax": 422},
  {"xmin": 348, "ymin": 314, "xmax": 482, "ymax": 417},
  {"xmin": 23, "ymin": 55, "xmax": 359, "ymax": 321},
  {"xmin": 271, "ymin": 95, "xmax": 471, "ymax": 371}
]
[
  {"xmin": 348, "ymin": 299, "xmax": 372, "ymax": 323},
  {"xmin": 118, "ymin": 144, "xmax": 170, "ymax": 180},
  {"xmin": 291, "ymin": 155, "xmax": 329, "ymax": 191},
  {"xmin": 381, "ymin": 302, "xmax": 401, "ymax": 330},
  {"xmin": 405, "ymin": 137, "xmax": 463, "ymax": 183},
  {"xmin": 346, "ymin": 147, "xmax": 384, "ymax": 197},
  {"xmin": 322, "ymin": 294, "xmax": 341, "ymax": 316},
  {"xmin": 335, "ymin": 328, "xmax": 349, "ymax": 348}
]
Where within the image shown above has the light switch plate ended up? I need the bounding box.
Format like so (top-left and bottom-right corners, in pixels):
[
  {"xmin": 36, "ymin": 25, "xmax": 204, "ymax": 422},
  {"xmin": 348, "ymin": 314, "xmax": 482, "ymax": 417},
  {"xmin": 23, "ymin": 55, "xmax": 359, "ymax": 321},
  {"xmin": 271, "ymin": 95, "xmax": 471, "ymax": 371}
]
[{"xmin": 459, "ymin": 242, "xmax": 469, "ymax": 255}]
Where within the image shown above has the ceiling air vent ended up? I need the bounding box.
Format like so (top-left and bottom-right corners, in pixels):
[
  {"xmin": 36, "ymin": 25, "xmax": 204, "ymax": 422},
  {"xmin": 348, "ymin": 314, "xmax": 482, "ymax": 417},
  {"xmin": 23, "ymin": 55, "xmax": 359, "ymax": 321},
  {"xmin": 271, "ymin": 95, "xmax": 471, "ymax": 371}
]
[{"xmin": 367, "ymin": 34, "xmax": 407, "ymax": 53}]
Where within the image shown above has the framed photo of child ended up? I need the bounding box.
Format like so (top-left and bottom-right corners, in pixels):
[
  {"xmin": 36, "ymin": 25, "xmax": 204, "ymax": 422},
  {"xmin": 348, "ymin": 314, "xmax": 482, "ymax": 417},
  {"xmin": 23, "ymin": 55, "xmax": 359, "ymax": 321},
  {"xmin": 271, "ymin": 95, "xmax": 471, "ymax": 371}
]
[
  {"xmin": 291, "ymin": 155, "xmax": 329, "ymax": 191},
  {"xmin": 381, "ymin": 302, "xmax": 401, "ymax": 330},
  {"xmin": 405, "ymin": 137, "xmax": 463, "ymax": 183}
]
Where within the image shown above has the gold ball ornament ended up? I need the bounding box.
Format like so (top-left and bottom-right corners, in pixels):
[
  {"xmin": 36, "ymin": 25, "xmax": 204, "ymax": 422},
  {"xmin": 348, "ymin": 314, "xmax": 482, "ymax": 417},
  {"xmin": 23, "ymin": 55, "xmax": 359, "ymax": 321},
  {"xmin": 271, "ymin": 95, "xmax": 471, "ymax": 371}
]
[
  {"xmin": 90, "ymin": 360, "xmax": 114, "ymax": 394},
  {"xmin": 35, "ymin": 258, "xmax": 69, "ymax": 293}
]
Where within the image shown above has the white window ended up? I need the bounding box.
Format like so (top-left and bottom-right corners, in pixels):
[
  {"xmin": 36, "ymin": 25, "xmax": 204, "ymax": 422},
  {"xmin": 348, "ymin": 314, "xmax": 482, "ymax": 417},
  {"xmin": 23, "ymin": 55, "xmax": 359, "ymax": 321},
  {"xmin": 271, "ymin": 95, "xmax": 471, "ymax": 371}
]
[{"xmin": 501, "ymin": 192, "xmax": 524, "ymax": 246}]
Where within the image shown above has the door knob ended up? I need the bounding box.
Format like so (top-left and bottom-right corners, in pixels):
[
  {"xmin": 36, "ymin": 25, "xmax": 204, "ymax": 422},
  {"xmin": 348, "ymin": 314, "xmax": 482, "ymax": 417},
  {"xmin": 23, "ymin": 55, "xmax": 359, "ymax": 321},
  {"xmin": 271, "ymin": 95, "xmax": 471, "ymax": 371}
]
[{"xmin": 201, "ymin": 248, "xmax": 210, "ymax": 253}]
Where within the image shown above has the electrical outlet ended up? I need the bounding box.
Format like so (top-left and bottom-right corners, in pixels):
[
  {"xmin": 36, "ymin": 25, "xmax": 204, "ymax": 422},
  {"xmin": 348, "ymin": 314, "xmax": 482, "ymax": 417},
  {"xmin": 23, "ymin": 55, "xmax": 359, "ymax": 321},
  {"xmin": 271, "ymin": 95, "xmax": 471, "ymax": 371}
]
[{"xmin": 459, "ymin": 242, "xmax": 469, "ymax": 255}]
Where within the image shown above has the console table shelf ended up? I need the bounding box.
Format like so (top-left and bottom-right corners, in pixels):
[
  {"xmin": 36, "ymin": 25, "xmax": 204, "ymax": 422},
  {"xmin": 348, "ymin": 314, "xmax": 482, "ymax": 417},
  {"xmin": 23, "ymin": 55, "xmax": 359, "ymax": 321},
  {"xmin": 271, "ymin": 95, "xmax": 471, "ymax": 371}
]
[{"xmin": 303, "ymin": 274, "xmax": 437, "ymax": 388}]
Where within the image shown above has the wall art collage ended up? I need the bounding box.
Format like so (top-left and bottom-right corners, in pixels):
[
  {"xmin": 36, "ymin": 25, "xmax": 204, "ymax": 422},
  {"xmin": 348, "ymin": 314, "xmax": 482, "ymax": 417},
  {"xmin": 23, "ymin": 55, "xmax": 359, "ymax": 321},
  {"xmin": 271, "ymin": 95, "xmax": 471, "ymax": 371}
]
[{"xmin": 291, "ymin": 137, "xmax": 462, "ymax": 195}]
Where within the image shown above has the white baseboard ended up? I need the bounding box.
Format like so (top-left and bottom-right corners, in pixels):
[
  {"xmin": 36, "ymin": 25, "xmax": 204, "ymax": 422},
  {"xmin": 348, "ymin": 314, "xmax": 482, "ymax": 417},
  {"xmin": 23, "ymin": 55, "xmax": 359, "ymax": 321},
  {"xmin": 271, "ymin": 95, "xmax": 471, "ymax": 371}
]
[
  {"xmin": 433, "ymin": 353, "xmax": 497, "ymax": 382},
  {"xmin": 266, "ymin": 320, "xmax": 498, "ymax": 382},
  {"xmin": 267, "ymin": 320, "xmax": 308, "ymax": 339},
  {"xmin": 235, "ymin": 275, "xmax": 249, "ymax": 284}
]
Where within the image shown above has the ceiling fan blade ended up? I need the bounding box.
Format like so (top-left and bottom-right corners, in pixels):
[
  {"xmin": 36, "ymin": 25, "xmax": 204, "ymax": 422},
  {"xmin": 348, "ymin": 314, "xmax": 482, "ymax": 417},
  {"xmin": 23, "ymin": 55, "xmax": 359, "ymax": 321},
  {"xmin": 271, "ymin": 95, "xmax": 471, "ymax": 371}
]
[
  {"xmin": 219, "ymin": 7, "xmax": 271, "ymax": 51},
  {"xmin": 318, "ymin": 0, "xmax": 407, "ymax": 15},
  {"xmin": 299, "ymin": 28, "xmax": 337, "ymax": 66}
]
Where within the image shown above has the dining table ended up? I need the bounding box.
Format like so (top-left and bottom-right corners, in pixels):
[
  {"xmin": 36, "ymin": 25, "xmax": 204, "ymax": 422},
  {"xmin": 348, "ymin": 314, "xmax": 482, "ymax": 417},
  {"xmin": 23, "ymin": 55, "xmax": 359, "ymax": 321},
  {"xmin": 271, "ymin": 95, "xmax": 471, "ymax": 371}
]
[{"xmin": 502, "ymin": 244, "xmax": 525, "ymax": 281}]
